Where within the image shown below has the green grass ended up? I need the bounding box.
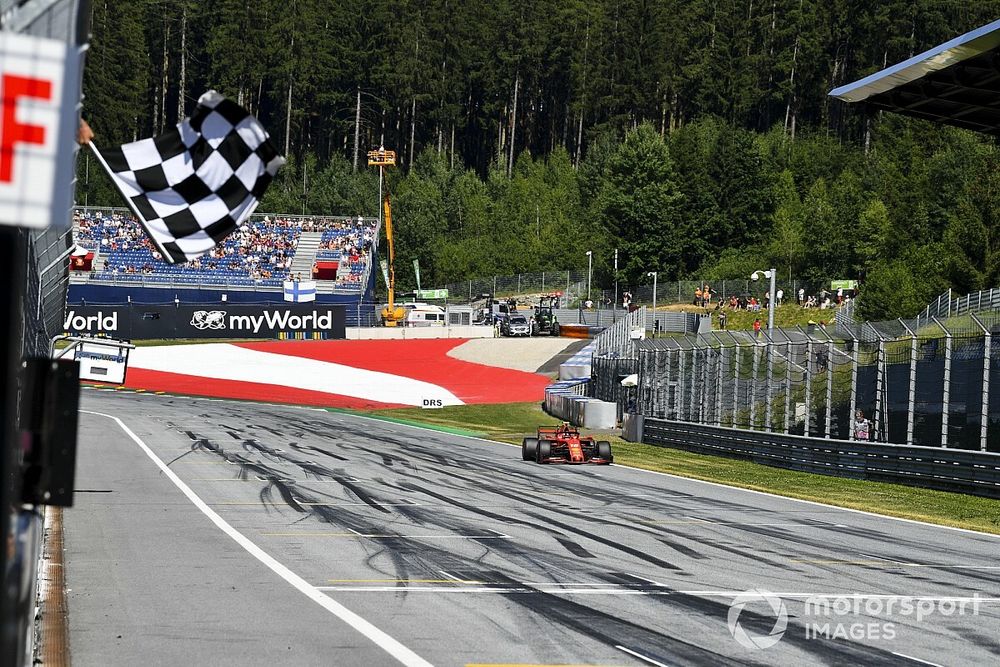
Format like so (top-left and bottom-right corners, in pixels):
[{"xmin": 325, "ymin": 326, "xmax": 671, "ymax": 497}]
[{"xmin": 359, "ymin": 401, "xmax": 1000, "ymax": 534}]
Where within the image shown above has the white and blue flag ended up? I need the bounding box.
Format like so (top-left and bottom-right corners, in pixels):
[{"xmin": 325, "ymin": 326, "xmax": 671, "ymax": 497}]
[{"xmin": 283, "ymin": 279, "xmax": 317, "ymax": 303}]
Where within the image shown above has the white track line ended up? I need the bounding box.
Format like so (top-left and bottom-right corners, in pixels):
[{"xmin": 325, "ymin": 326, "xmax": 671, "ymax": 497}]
[
  {"xmin": 891, "ymin": 652, "xmax": 944, "ymax": 667},
  {"xmin": 615, "ymin": 645, "xmax": 674, "ymax": 667},
  {"xmin": 316, "ymin": 586, "xmax": 674, "ymax": 595},
  {"xmin": 337, "ymin": 412, "xmax": 1000, "ymax": 540},
  {"xmin": 677, "ymin": 591, "xmax": 1000, "ymax": 602},
  {"xmin": 81, "ymin": 410, "xmax": 432, "ymax": 667}
]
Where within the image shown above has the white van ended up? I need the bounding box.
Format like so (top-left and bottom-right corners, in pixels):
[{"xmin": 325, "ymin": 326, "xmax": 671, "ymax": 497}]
[{"xmin": 405, "ymin": 303, "xmax": 446, "ymax": 327}]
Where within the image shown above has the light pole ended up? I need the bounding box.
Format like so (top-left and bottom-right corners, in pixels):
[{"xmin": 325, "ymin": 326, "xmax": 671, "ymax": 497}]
[
  {"xmin": 647, "ymin": 271, "xmax": 658, "ymax": 337},
  {"xmin": 586, "ymin": 250, "xmax": 593, "ymax": 301},
  {"xmin": 751, "ymin": 268, "xmax": 777, "ymax": 334}
]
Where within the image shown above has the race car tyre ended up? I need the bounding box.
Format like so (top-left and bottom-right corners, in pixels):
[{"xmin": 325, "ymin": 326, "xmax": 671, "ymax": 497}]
[
  {"xmin": 597, "ymin": 441, "xmax": 613, "ymax": 462},
  {"xmin": 522, "ymin": 437, "xmax": 538, "ymax": 461},
  {"xmin": 535, "ymin": 439, "xmax": 552, "ymax": 463}
]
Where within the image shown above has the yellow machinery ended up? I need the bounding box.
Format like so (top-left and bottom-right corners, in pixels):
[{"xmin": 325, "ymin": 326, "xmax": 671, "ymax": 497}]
[
  {"xmin": 368, "ymin": 148, "xmax": 404, "ymax": 326},
  {"xmin": 379, "ymin": 194, "xmax": 405, "ymax": 326}
]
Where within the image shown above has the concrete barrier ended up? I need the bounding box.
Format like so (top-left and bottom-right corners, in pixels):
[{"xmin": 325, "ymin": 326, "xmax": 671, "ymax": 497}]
[
  {"xmin": 346, "ymin": 325, "xmax": 495, "ymax": 340},
  {"xmin": 543, "ymin": 379, "xmax": 617, "ymax": 430},
  {"xmin": 559, "ymin": 340, "xmax": 595, "ymax": 380}
]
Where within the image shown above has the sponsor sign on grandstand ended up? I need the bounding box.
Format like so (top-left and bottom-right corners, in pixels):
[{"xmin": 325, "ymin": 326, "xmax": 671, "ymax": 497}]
[
  {"xmin": 63, "ymin": 305, "xmax": 346, "ymax": 340},
  {"xmin": 0, "ymin": 32, "xmax": 79, "ymax": 230}
]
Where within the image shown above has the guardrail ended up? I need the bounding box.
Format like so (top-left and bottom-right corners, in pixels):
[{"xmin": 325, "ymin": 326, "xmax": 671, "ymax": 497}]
[{"xmin": 641, "ymin": 418, "xmax": 1000, "ymax": 498}]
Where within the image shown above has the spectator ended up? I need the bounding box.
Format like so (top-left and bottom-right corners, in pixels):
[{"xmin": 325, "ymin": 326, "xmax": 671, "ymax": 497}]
[
  {"xmin": 753, "ymin": 318, "xmax": 761, "ymax": 337},
  {"xmin": 719, "ymin": 311, "xmax": 727, "ymax": 330},
  {"xmin": 853, "ymin": 410, "xmax": 872, "ymax": 441}
]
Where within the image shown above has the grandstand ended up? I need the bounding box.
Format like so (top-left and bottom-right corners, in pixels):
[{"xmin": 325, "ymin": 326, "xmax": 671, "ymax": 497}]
[{"xmin": 68, "ymin": 208, "xmax": 379, "ymax": 305}]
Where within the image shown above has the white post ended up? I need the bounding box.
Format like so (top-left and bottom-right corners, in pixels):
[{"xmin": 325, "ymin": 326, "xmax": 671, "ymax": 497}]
[
  {"xmin": 933, "ymin": 317, "xmax": 952, "ymax": 447},
  {"xmin": 825, "ymin": 339, "xmax": 834, "ymax": 439},
  {"xmin": 768, "ymin": 267, "xmax": 776, "ymax": 333},
  {"xmin": 750, "ymin": 343, "xmax": 760, "ymax": 429},
  {"xmin": 586, "ymin": 250, "xmax": 592, "ymax": 300},
  {"xmin": 899, "ymin": 319, "xmax": 918, "ymax": 446},
  {"xmin": 613, "ymin": 248, "xmax": 619, "ymax": 324},
  {"xmin": 804, "ymin": 339, "xmax": 813, "ymax": 436},
  {"xmin": 849, "ymin": 336, "xmax": 859, "ymax": 441},
  {"xmin": 784, "ymin": 340, "xmax": 793, "ymax": 434},
  {"xmin": 971, "ymin": 314, "xmax": 990, "ymax": 452},
  {"xmin": 647, "ymin": 271, "xmax": 658, "ymax": 338},
  {"xmin": 733, "ymin": 340, "xmax": 743, "ymax": 428}
]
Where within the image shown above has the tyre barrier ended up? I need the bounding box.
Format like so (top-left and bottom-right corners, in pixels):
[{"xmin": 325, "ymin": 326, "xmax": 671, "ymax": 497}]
[{"xmin": 543, "ymin": 379, "xmax": 617, "ymax": 430}]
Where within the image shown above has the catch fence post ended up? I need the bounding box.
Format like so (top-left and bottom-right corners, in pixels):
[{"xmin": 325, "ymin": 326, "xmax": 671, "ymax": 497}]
[
  {"xmin": 764, "ymin": 332, "xmax": 775, "ymax": 432},
  {"xmin": 825, "ymin": 339, "xmax": 834, "ymax": 438},
  {"xmin": 804, "ymin": 338, "xmax": 813, "ymax": 437},
  {"xmin": 784, "ymin": 339, "xmax": 793, "ymax": 434},
  {"xmin": 874, "ymin": 336, "xmax": 886, "ymax": 442},
  {"xmin": 750, "ymin": 341, "xmax": 760, "ymax": 429},
  {"xmin": 849, "ymin": 334, "xmax": 859, "ymax": 441},
  {"xmin": 932, "ymin": 317, "xmax": 952, "ymax": 448},
  {"xmin": 899, "ymin": 319, "xmax": 918, "ymax": 446},
  {"xmin": 971, "ymin": 314, "xmax": 990, "ymax": 452},
  {"xmin": 733, "ymin": 339, "xmax": 743, "ymax": 428},
  {"xmin": 678, "ymin": 346, "xmax": 688, "ymax": 421},
  {"xmin": 698, "ymin": 345, "xmax": 708, "ymax": 424},
  {"xmin": 711, "ymin": 333, "xmax": 726, "ymax": 427},
  {"xmin": 687, "ymin": 344, "xmax": 698, "ymax": 421}
]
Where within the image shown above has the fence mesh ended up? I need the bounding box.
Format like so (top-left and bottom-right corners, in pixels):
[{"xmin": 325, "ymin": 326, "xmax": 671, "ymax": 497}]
[{"xmin": 595, "ymin": 312, "xmax": 1000, "ymax": 452}]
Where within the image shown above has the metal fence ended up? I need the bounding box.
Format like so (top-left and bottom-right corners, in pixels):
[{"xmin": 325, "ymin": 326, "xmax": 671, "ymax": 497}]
[
  {"xmin": 916, "ymin": 286, "xmax": 1000, "ymax": 329},
  {"xmin": 592, "ymin": 314, "xmax": 1000, "ymax": 452},
  {"xmin": 642, "ymin": 419, "xmax": 1000, "ymax": 498},
  {"xmin": 616, "ymin": 278, "xmax": 814, "ymax": 307},
  {"xmin": 438, "ymin": 270, "xmax": 589, "ymax": 303}
]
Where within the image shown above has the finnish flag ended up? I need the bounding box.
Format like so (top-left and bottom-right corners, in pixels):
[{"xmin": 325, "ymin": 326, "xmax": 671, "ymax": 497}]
[{"xmin": 283, "ymin": 280, "xmax": 317, "ymax": 303}]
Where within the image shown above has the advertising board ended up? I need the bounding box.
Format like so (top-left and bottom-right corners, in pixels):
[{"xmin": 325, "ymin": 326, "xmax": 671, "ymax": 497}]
[{"xmin": 63, "ymin": 304, "xmax": 347, "ymax": 339}]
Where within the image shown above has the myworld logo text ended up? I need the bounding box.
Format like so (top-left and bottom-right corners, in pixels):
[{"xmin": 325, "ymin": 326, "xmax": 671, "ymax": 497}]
[
  {"xmin": 64, "ymin": 310, "xmax": 118, "ymax": 332},
  {"xmin": 190, "ymin": 309, "xmax": 336, "ymax": 333}
]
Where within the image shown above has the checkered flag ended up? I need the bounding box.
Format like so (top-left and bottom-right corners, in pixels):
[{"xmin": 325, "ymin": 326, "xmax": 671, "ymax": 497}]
[{"xmin": 89, "ymin": 90, "xmax": 285, "ymax": 263}]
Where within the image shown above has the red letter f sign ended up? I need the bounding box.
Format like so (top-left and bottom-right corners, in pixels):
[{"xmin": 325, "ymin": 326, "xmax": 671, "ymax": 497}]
[
  {"xmin": 0, "ymin": 32, "xmax": 78, "ymax": 230},
  {"xmin": 0, "ymin": 74, "xmax": 52, "ymax": 182}
]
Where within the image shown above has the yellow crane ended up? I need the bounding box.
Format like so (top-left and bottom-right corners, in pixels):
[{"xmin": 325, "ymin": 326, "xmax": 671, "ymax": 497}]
[
  {"xmin": 380, "ymin": 193, "xmax": 405, "ymax": 326},
  {"xmin": 367, "ymin": 148, "xmax": 404, "ymax": 326}
]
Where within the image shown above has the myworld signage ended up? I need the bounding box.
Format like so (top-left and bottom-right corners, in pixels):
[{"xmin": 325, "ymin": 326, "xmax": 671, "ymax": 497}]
[{"xmin": 63, "ymin": 304, "xmax": 346, "ymax": 339}]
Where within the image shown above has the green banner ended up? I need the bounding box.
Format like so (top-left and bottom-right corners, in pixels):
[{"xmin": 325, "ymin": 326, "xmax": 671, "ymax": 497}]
[
  {"xmin": 415, "ymin": 289, "xmax": 448, "ymax": 299},
  {"xmin": 413, "ymin": 259, "xmax": 422, "ymax": 291},
  {"xmin": 830, "ymin": 280, "xmax": 857, "ymax": 290},
  {"xmin": 380, "ymin": 259, "xmax": 389, "ymax": 287}
]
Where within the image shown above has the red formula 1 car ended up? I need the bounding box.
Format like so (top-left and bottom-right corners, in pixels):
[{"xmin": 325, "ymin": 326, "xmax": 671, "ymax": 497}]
[{"xmin": 522, "ymin": 423, "xmax": 613, "ymax": 464}]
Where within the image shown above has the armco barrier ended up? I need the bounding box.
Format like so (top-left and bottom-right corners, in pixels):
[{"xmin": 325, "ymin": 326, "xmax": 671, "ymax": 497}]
[{"xmin": 642, "ymin": 419, "xmax": 1000, "ymax": 498}]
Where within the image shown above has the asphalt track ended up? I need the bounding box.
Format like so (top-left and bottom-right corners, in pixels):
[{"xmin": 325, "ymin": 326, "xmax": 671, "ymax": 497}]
[{"xmin": 66, "ymin": 389, "xmax": 1000, "ymax": 666}]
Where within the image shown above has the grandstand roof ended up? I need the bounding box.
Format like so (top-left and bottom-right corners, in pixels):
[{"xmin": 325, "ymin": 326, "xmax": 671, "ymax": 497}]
[{"xmin": 829, "ymin": 19, "xmax": 1000, "ymax": 135}]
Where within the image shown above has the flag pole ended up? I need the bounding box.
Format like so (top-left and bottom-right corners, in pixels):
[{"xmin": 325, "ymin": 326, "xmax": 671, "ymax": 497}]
[{"xmin": 85, "ymin": 141, "xmax": 179, "ymax": 264}]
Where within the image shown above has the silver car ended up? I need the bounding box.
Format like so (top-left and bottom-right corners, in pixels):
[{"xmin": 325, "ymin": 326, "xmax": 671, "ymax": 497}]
[{"xmin": 504, "ymin": 314, "xmax": 531, "ymax": 337}]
